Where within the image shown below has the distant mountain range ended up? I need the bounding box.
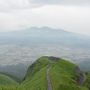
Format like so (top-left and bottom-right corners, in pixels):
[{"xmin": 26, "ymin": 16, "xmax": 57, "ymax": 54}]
[{"xmin": 0, "ymin": 27, "xmax": 90, "ymax": 48}]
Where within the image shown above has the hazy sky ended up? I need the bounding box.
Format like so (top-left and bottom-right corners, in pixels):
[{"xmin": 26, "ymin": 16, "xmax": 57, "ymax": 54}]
[{"xmin": 0, "ymin": 0, "xmax": 90, "ymax": 35}]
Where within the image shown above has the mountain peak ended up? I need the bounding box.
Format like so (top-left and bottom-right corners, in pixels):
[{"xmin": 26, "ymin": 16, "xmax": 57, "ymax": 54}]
[{"xmin": 30, "ymin": 26, "xmax": 53, "ymax": 30}]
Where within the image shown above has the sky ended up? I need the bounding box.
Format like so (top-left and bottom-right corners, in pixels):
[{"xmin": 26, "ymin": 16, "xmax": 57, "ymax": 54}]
[{"xmin": 0, "ymin": 0, "xmax": 90, "ymax": 35}]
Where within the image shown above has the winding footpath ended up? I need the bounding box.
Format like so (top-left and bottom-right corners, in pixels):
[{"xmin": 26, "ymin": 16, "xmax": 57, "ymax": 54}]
[{"xmin": 46, "ymin": 65, "xmax": 52, "ymax": 90}]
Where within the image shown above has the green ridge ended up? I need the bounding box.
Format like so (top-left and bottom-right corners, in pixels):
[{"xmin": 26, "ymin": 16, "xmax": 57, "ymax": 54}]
[{"xmin": 0, "ymin": 56, "xmax": 89, "ymax": 90}]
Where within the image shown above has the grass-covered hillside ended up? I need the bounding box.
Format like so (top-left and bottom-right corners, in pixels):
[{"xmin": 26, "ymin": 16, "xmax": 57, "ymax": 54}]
[
  {"xmin": 0, "ymin": 74, "xmax": 18, "ymax": 85},
  {"xmin": 0, "ymin": 56, "xmax": 90, "ymax": 90}
]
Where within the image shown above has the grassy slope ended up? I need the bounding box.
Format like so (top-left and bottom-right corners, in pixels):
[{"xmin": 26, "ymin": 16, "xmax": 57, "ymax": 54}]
[
  {"xmin": 50, "ymin": 59, "xmax": 88, "ymax": 90},
  {"xmin": 0, "ymin": 56, "xmax": 89, "ymax": 90},
  {"xmin": 21, "ymin": 57, "xmax": 50, "ymax": 90},
  {"xmin": 0, "ymin": 74, "xmax": 18, "ymax": 90},
  {"xmin": 0, "ymin": 74, "xmax": 18, "ymax": 85},
  {"xmin": 21, "ymin": 56, "xmax": 88, "ymax": 90},
  {"xmin": 84, "ymin": 72, "xmax": 90, "ymax": 89}
]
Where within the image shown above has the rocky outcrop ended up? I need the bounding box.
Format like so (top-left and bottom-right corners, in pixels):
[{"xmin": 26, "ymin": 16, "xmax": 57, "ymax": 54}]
[
  {"xmin": 48, "ymin": 56, "xmax": 60, "ymax": 61},
  {"xmin": 75, "ymin": 66, "xmax": 86, "ymax": 85}
]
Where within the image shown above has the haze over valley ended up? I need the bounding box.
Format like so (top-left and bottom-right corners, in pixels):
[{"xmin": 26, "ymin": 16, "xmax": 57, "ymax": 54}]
[{"xmin": 0, "ymin": 27, "xmax": 90, "ymax": 79}]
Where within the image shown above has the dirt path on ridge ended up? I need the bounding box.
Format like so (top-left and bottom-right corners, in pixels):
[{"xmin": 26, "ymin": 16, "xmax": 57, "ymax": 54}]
[{"xmin": 46, "ymin": 65, "xmax": 52, "ymax": 90}]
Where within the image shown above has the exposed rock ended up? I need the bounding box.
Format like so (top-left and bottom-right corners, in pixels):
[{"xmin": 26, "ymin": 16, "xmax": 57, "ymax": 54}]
[
  {"xmin": 48, "ymin": 56, "xmax": 60, "ymax": 61},
  {"xmin": 75, "ymin": 66, "xmax": 86, "ymax": 85}
]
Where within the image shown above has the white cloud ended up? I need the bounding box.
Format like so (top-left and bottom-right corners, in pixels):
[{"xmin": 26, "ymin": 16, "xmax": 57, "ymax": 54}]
[
  {"xmin": 0, "ymin": 0, "xmax": 32, "ymax": 11},
  {"xmin": 31, "ymin": 0, "xmax": 90, "ymax": 6},
  {"xmin": 30, "ymin": 5, "xmax": 90, "ymax": 35},
  {"xmin": 0, "ymin": 0, "xmax": 90, "ymax": 36},
  {"xmin": 0, "ymin": 0, "xmax": 44, "ymax": 11},
  {"xmin": 0, "ymin": 0, "xmax": 90, "ymax": 11}
]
